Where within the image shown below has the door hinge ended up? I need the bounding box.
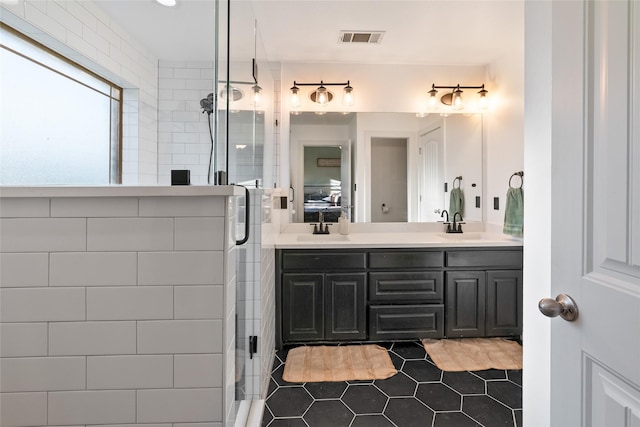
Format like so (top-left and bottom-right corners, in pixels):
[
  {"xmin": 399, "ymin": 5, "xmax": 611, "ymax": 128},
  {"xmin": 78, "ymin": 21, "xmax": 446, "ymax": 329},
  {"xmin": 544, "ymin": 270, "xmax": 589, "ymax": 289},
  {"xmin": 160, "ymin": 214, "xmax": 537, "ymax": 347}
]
[
  {"xmin": 249, "ymin": 336, "xmax": 258, "ymax": 359},
  {"xmin": 418, "ymin": 147, "xmax": 422, "ymax": 155}
]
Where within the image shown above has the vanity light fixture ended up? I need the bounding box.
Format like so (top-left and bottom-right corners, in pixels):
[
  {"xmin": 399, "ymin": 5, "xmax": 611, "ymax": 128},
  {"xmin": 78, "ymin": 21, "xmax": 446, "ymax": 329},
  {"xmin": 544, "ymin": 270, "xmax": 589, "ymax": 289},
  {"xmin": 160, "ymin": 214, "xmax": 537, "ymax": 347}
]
[
  {"xmin": 289, "ymin": 80, "xmax": 354, "ymax": 108},
  {"xmin": 252, "ymin": 84, "xmax": 262, "ymax": 107},
  {"xmin": 428, "ymin": 83, "xmax": 489, "ymax": 111},
  {"xmin": 343, "ymin": 82, "xmax": 354, "ymax": 107},
  {"xmin": 156, "ymin": 0, "xmax": 176, "ymax": 6},
  {"xmin": 478, "ymin": 87, "xmax": 489, "ymax": 110},
  {"xmin": 289, "ymin": 84, "xmax": 301, "ymax": 108},
  {"xmin": 314, "ymin": 83, "xmax": 330, "ymax": 106}
]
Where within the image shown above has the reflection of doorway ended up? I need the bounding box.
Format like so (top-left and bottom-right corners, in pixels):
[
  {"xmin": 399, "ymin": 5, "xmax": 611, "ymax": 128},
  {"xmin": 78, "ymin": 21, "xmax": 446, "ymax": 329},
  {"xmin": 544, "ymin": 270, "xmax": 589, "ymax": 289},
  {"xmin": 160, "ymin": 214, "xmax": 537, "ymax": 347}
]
[
  {"xmin": 303, "ymin": 146, "xmax": 342, "ymax": 222},
  {"xmin": 370, "ymin": 137, "xmax": 407, "ymax": 222},
  {"xmin": 418, "ymin": 125, "xmax": 444, "ymax": 221}
]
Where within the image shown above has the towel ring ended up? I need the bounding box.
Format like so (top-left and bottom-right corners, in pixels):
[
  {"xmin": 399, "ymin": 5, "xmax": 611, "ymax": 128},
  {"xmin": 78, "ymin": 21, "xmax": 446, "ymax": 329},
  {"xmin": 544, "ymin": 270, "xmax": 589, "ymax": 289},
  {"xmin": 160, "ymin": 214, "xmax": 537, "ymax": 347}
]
[
  {"xmin": 509, "ymin": 171, "xmax": 524, "ymax": 189},
  {"xmin": 453, "ymin": 176, "xmax": 462, "ymax": 189}
]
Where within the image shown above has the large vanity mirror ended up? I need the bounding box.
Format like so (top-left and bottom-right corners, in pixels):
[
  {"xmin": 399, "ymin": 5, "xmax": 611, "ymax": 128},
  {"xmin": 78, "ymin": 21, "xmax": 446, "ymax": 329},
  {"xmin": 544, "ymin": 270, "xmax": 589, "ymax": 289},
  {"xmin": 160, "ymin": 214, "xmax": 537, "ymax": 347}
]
[{"xmin": 289, "ymin": 112, "xmax": 483, "ymax": 223}]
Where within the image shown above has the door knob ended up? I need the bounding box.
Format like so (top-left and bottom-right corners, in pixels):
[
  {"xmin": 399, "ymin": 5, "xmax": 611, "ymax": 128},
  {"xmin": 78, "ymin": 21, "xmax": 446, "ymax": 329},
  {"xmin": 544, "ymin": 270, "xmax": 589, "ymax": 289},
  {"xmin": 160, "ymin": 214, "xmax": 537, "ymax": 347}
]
[{"xmin": 538, "ymin": 293, "xmax": 579, "ymax": 321}]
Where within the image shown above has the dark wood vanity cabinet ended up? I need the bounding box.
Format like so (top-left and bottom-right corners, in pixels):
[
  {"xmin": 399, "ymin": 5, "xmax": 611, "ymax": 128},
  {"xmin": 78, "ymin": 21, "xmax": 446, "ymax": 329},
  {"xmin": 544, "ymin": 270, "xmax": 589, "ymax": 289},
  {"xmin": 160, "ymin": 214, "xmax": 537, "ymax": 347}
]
[
  {"xmin": 279, "ymin": 252, "xmax": 367, "ymax": 344},
  {"xmin": 367, "ymin": 251, "xmax": 445, "ymax": 340},
  {"xmin": 445, "ymin": 250, "xmax": 523, "ymax": 339},
  {"xmin": 445, "ymin": 271, "xmax": 487, "ymax": 337},
  {"xmin": 485, "ymin": 270, "xmax": 523, "ymax": 337},
  {"xmin": 276, "ymin": 247, "xmax": 522, "ymax": 347}
]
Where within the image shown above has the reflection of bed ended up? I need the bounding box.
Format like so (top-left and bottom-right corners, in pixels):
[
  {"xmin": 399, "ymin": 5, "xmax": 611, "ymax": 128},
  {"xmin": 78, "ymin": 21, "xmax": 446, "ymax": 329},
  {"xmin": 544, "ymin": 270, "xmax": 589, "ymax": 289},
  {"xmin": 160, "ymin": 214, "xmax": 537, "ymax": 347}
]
[
  {"xmin": 303, "ymin": 186, "xmax": 341, "ymax": 223},
  {"xmin": 304, "ymin": 202, "xmax": 341, "ymax": 222}
]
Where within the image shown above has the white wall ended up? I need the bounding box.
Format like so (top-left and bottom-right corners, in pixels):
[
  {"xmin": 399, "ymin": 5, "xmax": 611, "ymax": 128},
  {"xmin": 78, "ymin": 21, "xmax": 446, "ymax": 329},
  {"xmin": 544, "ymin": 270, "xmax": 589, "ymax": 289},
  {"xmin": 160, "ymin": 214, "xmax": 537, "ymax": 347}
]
[
  {"xmin": 1, "ymin": 0, "xmax": 159, "ymax": 185},
  {"xmin": 443, "ymin": 114, "xmax": 484, "ymax": 222},
  {"xmin": 484, "ymin": 50, "xmax": 525, "ymax": 227}
]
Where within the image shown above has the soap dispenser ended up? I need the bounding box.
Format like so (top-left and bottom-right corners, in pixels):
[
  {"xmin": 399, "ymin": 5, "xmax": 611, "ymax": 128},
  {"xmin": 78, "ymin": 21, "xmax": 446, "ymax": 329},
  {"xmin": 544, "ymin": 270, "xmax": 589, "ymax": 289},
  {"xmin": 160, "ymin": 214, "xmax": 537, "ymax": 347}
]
[{"xmin": 338, "ymin": 206, "xmax": 350, "ymax": 235}]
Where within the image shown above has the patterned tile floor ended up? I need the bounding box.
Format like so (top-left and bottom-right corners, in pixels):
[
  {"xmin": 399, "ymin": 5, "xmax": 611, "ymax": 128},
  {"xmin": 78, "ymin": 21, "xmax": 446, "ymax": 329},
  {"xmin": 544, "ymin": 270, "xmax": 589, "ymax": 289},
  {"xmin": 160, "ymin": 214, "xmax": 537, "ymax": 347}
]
[{"xmin": 262, "ymin": 341, "xmax": 522, "ymax": 427}]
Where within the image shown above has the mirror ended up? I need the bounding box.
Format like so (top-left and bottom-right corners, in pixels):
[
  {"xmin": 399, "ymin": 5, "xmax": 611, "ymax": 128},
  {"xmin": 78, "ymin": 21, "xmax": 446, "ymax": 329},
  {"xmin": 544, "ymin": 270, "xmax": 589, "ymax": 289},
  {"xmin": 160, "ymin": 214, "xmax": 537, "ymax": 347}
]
[{"xmin": 290, "ymin": 112, "xmax": 483, "ymax": 223}]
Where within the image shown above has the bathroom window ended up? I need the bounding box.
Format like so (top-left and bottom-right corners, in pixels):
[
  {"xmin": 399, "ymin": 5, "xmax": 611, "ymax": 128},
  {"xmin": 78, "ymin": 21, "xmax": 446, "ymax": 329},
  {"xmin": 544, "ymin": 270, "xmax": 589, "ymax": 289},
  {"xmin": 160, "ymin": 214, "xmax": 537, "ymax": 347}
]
[{"xmin": 0, "ymin": 24, "xmax": 122, "ymax": 185}]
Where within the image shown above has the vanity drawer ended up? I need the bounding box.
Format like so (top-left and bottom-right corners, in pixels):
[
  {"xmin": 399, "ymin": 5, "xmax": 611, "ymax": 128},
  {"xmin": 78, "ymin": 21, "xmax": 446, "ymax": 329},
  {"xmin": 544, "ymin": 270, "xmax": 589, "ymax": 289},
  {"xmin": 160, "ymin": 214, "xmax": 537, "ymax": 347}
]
[
  {"xmin": 369, "ymin": 272, "xmax": 443, "ymax": 302},
  {"xmin": 369, "ymin": 304, "xmax": 444, "ymax": 340},
  {"xmin": 445, "ymin": 250, "xmax": 523, "ymax": 269},
  {"xmin": 368, "ymin": 251, "xmax": 444, "ymax": 269},
  {"xmin": 282, "ymin": 251, "xmax": 366, "ymax": 271}
]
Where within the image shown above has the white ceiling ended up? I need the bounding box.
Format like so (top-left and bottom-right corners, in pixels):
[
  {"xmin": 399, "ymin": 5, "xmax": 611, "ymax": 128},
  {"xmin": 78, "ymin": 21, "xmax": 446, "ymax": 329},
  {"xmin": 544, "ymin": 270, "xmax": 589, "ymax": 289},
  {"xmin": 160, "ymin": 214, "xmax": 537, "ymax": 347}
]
[{"xmin": 94, "ymin": 0, "xmax": 524, "ymax": 66}]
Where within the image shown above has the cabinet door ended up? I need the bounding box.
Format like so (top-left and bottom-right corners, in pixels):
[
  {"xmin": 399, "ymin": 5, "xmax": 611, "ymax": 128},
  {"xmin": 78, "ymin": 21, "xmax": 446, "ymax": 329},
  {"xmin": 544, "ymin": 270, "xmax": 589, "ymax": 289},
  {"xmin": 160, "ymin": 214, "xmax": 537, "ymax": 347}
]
[
  {"xmin": 325, "ymin": 273, "xmax": 366, "ymax": 340},
  {"xmin": 486, "ymin": 270, "xmax": 523, "ymax": 337},
  {"xmin": 282, "ymin": 274, "xmax": 324, "ymax": 342},
  {"xmin": 446, "ymin": 271, "xmax": 486, "ymax": 337}
]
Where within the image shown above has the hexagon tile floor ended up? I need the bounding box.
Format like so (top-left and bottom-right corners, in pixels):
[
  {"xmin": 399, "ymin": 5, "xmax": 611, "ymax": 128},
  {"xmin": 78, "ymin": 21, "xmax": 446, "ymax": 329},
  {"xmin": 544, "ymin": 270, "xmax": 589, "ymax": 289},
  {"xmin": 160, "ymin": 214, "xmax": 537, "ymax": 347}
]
[{"xmin": 262, "ymin": 341, "xmax": 522, "ymax": 427}]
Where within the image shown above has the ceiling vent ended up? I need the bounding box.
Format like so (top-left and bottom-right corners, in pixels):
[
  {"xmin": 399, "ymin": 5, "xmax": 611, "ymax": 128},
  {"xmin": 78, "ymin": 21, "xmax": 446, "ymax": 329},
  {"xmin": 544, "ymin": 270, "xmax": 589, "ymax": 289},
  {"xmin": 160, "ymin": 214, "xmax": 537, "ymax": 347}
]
[{"xmin": 339, "ymin": 31, "xmax": 385, "ymax": 44}]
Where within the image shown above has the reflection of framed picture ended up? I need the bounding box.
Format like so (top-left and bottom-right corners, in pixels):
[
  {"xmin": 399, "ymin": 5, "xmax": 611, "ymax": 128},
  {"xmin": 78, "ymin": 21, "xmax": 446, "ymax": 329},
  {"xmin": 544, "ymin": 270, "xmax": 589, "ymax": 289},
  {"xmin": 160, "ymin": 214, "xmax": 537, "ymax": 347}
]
[{"xmin": 317, "ymin": 158, "xmax": 341, "ymax": 167}]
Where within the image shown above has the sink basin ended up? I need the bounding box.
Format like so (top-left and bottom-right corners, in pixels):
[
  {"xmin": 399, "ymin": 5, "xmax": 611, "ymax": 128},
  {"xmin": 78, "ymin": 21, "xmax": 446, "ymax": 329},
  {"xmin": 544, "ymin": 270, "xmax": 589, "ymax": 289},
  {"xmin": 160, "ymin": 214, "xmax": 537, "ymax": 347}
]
[
  {"xmin": 438, "ymin": 232, "xmax": 486, "ymax": 240},
  {"xmin": 297, "ymin": 234, "xmax": 350, "ymax": 242}
]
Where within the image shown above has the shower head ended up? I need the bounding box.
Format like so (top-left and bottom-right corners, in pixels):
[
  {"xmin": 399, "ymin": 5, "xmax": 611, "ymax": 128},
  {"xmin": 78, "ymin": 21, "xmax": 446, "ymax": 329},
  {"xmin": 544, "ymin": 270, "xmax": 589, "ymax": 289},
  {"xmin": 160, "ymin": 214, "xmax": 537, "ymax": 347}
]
[{"xmin": 200, "ymin": 93, "xmax": 214, "ymax": 114}]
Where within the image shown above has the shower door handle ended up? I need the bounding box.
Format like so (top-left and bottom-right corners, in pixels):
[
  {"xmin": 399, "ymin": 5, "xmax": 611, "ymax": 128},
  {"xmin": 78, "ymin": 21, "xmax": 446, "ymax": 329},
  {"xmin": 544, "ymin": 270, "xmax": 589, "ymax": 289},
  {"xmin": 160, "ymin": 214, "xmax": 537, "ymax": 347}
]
[{"xmin": 236, "ymin": 186, "xmax": 250, "ymax": 246}]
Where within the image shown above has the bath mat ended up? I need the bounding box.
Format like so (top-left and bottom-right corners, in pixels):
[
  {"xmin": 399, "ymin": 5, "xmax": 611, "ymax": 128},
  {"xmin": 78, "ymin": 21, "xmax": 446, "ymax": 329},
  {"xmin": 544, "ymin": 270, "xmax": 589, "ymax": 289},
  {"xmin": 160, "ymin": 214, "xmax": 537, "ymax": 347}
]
[
  {"xmin": 422, "ymin": 338, "xmax": 522, "ymax": 372},
  {"xmin": 282, "ymin": 344, "xmax": 397, "ymax": 383}
]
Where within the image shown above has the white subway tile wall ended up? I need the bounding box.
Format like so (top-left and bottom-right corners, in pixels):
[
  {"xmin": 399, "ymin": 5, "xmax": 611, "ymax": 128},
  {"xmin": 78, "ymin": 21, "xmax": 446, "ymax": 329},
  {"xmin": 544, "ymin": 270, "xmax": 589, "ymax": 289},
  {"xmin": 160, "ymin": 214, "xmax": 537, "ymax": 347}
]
[
  {"xmin": 157, "ymin": 61, "xmax": 214, "ymax": 186},
  {"xmin": 0, "ymin": 194, "xmax": 234, "ymax": 427},
  {"xmin": 259, "ymin": 191, "xmax": 279, "ymax": 397},
  {"xmin": 157, "ymin": 62, "xmax": 268, "ymax": 186},
  {"xmin": 234, "ymin": 189, "xmax": 277, "ymax": 400}
]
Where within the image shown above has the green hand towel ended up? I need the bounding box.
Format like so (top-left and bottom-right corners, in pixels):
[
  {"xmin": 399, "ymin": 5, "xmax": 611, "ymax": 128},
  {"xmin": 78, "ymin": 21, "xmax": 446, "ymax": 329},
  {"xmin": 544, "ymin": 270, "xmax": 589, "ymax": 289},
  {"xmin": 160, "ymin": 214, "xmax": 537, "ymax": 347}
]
[
  {"xmin": 449, "ymin": 188, "xmax": 464, "ymax": 218},
  {"xmin": 503, "ymin": 187, "xmax": 524, "ymax": 237}
]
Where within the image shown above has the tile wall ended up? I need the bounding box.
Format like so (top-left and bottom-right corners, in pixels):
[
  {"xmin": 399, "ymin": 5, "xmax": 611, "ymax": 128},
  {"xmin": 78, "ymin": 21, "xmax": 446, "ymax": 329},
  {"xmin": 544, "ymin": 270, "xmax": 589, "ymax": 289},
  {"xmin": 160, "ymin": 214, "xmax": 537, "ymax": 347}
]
[
  {"xmin": 235, "ymin": 189, "xmax": 277, "ymax": 401},
  {"xmin": 0, "ymin": 194, "xmax": 236, "ymax": 427},
  {"xmin": 157, "ymin": 61, "xmax": 265, "ymax": 187},
  {"xmin": 157, "ymin": 61, "xmax": 215, "ymax": 186}
]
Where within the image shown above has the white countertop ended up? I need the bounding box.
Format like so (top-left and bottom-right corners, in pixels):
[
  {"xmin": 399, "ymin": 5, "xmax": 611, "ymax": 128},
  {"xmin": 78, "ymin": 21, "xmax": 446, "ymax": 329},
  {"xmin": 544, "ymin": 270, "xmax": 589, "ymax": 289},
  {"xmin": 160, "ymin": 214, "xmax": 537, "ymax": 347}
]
[
  {"xmin": 275, "ymin": 230, "xmax": 523, "ymax": 249},
  {"xmin": 0, "ymin": 185, "xmax": 245, "ymax": 198}
]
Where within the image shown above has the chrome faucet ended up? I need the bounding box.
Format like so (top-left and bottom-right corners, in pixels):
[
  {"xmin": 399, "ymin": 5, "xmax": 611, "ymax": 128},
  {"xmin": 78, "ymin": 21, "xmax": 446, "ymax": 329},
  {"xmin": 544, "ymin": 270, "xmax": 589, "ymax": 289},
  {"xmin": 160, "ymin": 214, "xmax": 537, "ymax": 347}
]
[{"xmin": 451, "ymin": 212, "xmax": 465, "ymax": 233}]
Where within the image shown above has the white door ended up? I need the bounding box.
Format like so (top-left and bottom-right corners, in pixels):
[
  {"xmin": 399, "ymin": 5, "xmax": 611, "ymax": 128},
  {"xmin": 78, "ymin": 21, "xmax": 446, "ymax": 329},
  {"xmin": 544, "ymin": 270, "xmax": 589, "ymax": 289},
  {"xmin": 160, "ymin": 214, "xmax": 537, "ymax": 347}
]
[
  {"xmin": 418, "ymin": 126, "xmax": 444, "ymax": 222},
  {"xmin": 529, "ymin": 1, "xmax": 640, "ymax": 425}
]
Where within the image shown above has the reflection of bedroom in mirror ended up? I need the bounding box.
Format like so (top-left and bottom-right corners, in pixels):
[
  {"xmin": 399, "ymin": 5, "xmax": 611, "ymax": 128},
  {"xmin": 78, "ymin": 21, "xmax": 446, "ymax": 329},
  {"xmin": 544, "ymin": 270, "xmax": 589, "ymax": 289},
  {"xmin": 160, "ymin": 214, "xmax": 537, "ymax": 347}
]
[
  {"xmin": 303, "ymin": 146, "xmax": 344, "ymax": 222},
  {"xmin": 290, "ymin": 112, "xmax": 354, "ymax": 224}
]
